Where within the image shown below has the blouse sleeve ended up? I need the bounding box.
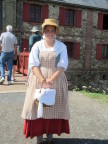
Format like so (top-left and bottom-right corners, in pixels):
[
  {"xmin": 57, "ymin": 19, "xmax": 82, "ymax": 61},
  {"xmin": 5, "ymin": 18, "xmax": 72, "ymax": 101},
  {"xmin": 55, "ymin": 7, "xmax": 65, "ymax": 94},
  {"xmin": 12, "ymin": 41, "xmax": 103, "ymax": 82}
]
[
  {"xmin": 29, "ymin": 43, "xmax": 40, "ymax": 70},
  {"xmin": 57, "ymin": 46, "xmax": 68, "ymax": 71}
]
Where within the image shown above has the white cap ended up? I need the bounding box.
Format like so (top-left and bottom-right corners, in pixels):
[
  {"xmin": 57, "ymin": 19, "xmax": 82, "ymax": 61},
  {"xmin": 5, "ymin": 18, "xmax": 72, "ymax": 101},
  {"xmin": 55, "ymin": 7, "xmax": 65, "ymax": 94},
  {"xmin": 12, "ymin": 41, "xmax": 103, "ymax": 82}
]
[{"xmin": 30, "ymin": 26, "xmax": 39, "ymax": 32}]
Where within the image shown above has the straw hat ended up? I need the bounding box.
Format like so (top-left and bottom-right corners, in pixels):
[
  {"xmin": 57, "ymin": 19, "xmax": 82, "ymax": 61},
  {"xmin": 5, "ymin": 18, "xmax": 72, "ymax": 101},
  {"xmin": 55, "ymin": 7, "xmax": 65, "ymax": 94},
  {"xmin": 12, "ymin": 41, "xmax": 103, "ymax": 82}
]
[
  {"xmin": 42, "ymin": 19, "xmax": 60, "ymax": 34},
  {"xmin": 30, "ymin": 26, "xmax": 39, "ymax": 32}
]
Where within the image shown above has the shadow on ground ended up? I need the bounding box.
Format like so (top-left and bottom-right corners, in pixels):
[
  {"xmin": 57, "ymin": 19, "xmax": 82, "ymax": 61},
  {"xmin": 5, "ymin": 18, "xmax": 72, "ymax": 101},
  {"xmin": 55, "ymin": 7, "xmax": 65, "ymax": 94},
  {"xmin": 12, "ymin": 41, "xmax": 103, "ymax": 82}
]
[{"xmin": 53, "ymin": 138, "xmax": 108, "ymax": 144}]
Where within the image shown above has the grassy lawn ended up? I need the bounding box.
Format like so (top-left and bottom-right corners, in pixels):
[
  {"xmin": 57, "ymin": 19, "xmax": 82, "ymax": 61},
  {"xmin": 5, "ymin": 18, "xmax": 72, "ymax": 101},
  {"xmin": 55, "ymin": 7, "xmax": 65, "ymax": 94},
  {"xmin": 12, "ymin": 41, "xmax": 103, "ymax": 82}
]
[{"xmin": 80, "ymin": 90, "xmax": 108, "ymax": 103}]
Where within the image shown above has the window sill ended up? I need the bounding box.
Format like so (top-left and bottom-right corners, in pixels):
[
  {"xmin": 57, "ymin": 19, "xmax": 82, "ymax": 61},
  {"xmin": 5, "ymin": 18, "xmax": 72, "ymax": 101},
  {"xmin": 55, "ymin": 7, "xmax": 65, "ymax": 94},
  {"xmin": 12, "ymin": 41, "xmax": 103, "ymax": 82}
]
[
  {"xmin": 23, "ymin": 21, "xmax": 41, "ymax": 25},
  {"xmin": 60, "ymin": 25, "xmax": 81, "ymax": 29}
]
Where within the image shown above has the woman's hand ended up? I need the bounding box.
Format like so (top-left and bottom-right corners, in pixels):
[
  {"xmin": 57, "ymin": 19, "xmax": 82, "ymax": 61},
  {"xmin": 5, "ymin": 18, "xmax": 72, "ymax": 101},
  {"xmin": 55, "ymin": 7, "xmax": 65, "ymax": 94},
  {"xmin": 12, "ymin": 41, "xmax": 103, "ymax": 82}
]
[
  {"xmin": 46, "ymin": 78, "xmax": 54, "ymax": 85},
  {"xmin": 42, "ymin": 80, "xmax": 53, "ymax": 89}
]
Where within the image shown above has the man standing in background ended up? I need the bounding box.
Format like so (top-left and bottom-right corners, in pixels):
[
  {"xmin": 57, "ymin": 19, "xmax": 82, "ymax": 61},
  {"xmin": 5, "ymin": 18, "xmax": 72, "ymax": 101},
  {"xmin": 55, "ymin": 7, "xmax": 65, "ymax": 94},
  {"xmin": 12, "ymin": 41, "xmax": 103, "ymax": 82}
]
[
  {"xmin": 26, "ymin": 26, "xmax": 42, "ymax": 85},
  {"xmin": 29, "ymin": 26, "xmax": 42, "ymax": 52},
  {"xmin": 0, "ymin": 25, "xmax": 17, "ymax": 85}
]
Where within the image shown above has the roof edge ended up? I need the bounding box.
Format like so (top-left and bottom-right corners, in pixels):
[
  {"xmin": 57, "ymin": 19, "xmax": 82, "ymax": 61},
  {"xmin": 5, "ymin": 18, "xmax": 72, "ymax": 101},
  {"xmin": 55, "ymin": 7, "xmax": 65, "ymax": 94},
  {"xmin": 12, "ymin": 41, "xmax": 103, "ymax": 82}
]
[{"xmin": 40, "ymin": 0, "xmax": 108, "ymax": 11}]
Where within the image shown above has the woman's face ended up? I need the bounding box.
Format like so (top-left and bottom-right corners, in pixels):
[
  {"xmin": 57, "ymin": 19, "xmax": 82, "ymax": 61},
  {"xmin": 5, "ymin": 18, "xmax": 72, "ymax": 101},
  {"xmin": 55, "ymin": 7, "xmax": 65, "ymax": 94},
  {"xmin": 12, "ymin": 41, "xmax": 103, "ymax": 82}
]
[{"xmin": 44, "ymin": 25, "xmax": 56, "ymax": 40}]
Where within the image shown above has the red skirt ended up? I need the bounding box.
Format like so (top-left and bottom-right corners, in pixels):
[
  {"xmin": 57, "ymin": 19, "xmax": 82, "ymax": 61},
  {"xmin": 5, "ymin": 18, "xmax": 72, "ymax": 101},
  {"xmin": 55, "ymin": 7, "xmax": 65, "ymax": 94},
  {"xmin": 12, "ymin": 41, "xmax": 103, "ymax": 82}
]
[{"xmin": 23, "ymin": 118, "xmax": 70, "ymax": 138}]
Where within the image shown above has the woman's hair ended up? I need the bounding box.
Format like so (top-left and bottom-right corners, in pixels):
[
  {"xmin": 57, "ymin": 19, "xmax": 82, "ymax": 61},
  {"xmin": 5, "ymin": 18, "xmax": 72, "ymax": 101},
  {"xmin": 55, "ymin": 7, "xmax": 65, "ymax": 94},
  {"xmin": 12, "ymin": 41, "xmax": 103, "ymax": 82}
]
[
  {"xmin": 6, "ymin": 25, "xmax": 13, "ymax": 32},
  {"xmin": 43, "ymin": 25, "xmax": 56, "ymax": 33}
]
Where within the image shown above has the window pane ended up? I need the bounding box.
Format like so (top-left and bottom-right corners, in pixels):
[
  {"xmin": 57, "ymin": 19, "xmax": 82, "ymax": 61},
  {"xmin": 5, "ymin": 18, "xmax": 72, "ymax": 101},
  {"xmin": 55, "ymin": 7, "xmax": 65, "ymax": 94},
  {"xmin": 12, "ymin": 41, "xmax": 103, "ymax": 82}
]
[
  {"xmin": 65, "ymin": 10, "xmax": 69, "ymax": 25},
  {"xmin": 102, "ymin": 45, "xmax": 108, "ymax": 59},
  {"xmin": 103, "ymin": 15, "xmax": 108, "ymax": 30},
  {"xmin": 70, "ymin": 10, "xmax": 74, "ymax": 26},
  {"xmin": 70, "ymin": 43, "xmax": 75, "ymax": 58},
  {"xmin": 30, "ymin": 5, "xmax": 34, "ymax": 22},
  {"xmin": 65, "ymin": 42, "xmax": 75, "ymax": 58},
  {"xmin": 36, "ymin": 5, "xmax": 41, "ymax": 22},
  {"xmin": 65, "ymin": 9, "xmax": 75, "ymax": 26}
]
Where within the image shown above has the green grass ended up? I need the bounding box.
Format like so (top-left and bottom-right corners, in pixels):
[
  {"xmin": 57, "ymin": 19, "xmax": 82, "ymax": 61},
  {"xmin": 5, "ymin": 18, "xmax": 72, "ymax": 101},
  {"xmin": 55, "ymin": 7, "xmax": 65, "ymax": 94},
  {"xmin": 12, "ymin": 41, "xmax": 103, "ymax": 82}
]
[{"xmin": 80, "ymin": 90, "xmax": 108, "ymax": 103}]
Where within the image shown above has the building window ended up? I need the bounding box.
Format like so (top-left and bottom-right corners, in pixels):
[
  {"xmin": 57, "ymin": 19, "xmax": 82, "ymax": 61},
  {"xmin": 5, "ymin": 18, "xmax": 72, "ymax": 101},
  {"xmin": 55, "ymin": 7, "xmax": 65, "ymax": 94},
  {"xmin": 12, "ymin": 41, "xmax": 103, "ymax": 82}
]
[
  {"xmin": 101, "ymin": 45, "xmax": 108, "ymax": 59},
  {"xmin": 30, "ymin": 4, "xmax": 41, "ymax": 23},
  {"xmin": 103, "ymin": 75, "xmax": 106, "ymax": 80},
  {"xmin": 65, "ymin": 9, "xmax": 75, "ymax": 26},
  {"xmin": 65, "ymin": 42, "xmax": 75, "ymax": 58},
  {"xmin": 98, "ymin": 13, "xmax": 108, "ymax": 30},
  {"xmin": 23, "ymin": 2, "xmax": 48, "ymax": 23},
  {"xmin": 59, "ymin": 7, "xmax": 82, "ymax": 28},
  {"xmin": 103, "ymin": 14, "xmax": 108, "ymax": 30},
  {"xmin": 64, "ymin": 42, "xmax": 80, "ymax": 59},
  {"xmin": 96, "ymin": 44, "xmax": 108, "ymax": 60}
]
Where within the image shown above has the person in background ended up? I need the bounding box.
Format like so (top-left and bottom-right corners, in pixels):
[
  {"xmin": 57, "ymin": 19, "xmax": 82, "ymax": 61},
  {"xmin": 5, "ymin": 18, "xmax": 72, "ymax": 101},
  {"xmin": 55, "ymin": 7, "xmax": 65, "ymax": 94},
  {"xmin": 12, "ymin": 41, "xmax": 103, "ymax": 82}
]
[
  {"xmin": 0, "ymin": 25, "xmax": 17, "ymax": 85},
  {"xmin": 22, "ymin": 19, "xmax": 70, "ymax": 144},
  {"xmin": 11, "ymin": 45, "xmax": 20, "ymax": 82},
  {"xmin": 26, "ymin": 26, "xmax": 42, "ymax": 84},
  {"xmin": 29, "ymin": 26, "xmax": 42, "ymax": 52}
]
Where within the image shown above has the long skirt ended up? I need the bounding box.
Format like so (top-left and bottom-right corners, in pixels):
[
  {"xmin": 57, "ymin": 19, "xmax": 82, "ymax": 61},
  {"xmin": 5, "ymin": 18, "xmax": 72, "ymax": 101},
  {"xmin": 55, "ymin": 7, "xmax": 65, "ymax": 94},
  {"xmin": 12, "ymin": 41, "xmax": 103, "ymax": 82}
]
[{"xmin": 23, "ymin": 118, "xmax": 70, "ymax": 139}]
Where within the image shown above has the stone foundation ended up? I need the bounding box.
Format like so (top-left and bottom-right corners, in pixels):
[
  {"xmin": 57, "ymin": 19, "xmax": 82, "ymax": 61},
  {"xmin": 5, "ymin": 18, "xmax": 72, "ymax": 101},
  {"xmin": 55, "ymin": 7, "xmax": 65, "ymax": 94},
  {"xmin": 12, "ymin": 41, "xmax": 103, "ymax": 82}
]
[{"xmin": 67, "ymin": 71, "xmax": 108, "ymax": 94}]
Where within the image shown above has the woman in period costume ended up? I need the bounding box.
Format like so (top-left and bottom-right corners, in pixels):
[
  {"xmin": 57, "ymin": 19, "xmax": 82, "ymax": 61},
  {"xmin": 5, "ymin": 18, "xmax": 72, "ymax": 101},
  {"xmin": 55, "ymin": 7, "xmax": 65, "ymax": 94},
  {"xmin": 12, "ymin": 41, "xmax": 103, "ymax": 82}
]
[{"xmin": 22, "ymin": 19, "xmax": 70, "ymax": 144}]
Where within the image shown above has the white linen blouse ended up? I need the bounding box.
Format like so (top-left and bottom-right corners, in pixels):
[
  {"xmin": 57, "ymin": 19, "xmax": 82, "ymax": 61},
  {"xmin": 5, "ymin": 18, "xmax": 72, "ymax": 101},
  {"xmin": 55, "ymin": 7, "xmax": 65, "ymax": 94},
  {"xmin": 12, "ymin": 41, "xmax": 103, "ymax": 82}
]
[{"xmin": 29, "ymin": 39, "xmax": 68, "ymax": 71}]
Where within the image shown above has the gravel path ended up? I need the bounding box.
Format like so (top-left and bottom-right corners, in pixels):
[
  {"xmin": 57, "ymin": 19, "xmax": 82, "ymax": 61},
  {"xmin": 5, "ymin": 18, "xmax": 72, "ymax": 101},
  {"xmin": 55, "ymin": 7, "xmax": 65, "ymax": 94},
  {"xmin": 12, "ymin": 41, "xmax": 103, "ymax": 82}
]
[{"xmin": 0, "ymin": 91, "xmax": 108, "ymax": 144}]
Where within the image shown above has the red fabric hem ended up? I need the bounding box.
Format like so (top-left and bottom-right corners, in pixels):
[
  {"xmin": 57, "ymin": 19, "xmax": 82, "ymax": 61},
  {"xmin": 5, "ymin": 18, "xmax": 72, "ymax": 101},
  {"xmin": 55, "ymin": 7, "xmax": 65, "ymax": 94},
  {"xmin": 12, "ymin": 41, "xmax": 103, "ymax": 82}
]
[{"xmin": 23, "ymin": 118, "xmax": 70, "ymax": 139}]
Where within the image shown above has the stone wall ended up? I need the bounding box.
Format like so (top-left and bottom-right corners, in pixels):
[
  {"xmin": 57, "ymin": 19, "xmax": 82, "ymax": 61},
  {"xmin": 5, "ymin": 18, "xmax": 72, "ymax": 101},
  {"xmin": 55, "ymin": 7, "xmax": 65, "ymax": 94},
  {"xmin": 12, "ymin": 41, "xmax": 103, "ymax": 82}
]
[
  {"xmin": 91, "ymin": 10, "xmax": 108, "ymax": 71},
  {"xmin": 2, "ymin": 0, "xmax": 16, "ymax": 31},
  {"xmin": 16, "ymin": 1, "xmax": 23, "ymax": 48},
  {"xmin": 67, "ymin": 70, "xmax": 108, "ymax": 94}
]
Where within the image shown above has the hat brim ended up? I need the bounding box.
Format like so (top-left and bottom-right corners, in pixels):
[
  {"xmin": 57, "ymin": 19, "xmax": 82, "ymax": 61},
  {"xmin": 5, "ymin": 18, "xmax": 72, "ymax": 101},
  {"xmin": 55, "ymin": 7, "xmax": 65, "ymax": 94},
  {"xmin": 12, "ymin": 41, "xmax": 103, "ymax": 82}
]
[
  {"xmin": 42, "ymin": 22, "xmax": 60, "ymax": 34},
  {"xmin": 30, "ymin": 30, "xmax": 39, "ymax": 32}
]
